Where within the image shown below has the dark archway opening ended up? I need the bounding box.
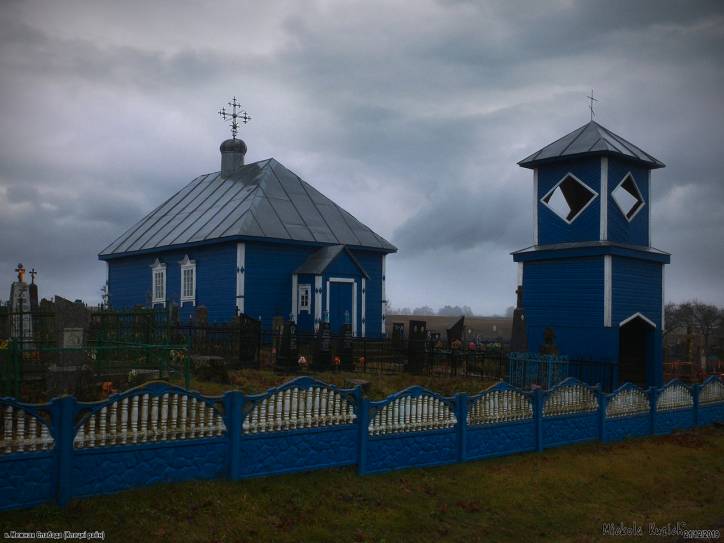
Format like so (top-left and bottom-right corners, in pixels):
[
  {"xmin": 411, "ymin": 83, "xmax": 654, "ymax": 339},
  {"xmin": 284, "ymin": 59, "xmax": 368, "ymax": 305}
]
[{"xmin": 619, "ymin": 316, "xmax": 653, "ymax": 387}]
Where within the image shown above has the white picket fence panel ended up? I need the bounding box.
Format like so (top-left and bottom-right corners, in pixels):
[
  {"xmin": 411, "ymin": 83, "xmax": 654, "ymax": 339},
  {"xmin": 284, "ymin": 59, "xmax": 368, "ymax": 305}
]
[
  {"xmin": 1, "ymin": 404, "xmax": 54, "ymax": 454},
  {"xmin": 655, "ymin": 384, "xmax": 693, "ymax": 412},
  {"xmin": 606, "ymin": 388, "xmax": 650, "ymax": 418},
  {"xmin": 544, "ymin": 383, "xmax": 598, "ymax": 416},
  {"xmin": 242, "ymin": 386, "xmax": 356, "ymax": 434},
  {"xmin": 369, "ymin": 394, "xmax": 456, "ymax": 436},
  {"xmin": 74, "ymin": 393, "xmax": 226, "ymax": 449},
  {"xmin": 468, "ymin": 389, "xmax": 533, "ymax": 425},
  {"xmin": 699, "ymin": 380, "xmax": 724, "ymax": 405}
]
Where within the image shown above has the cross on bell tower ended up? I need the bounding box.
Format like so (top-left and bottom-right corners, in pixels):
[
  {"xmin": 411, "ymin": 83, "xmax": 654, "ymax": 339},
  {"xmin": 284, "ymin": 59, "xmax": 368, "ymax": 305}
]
[
  {"xmin": 218, "ymin": 97, "xmax": 251, "ymax": 140},
  {"xmin": 587, "ymin": 89, "xmax": 598, "ymax": 121}
]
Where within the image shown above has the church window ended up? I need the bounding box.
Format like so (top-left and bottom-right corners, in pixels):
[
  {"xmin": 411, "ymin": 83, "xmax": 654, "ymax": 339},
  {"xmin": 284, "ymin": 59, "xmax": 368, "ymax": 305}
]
[
  {"xmin": 179, "ymin": 255, "xmax": 196, "ymax": 305},
  {"xmin": 541, "ymin": 173, "xmax": 598, "ymax": 224},
  {"xmin": 298, "ymin": 284, "xmax": 311, "ymax": 312},
  {"xmin": 612, "ymin": 173, "xmax": 645, "ymax": 221},
  {"xmin": 151, "ymin": 259, "xmax": 166, "ymax": 306}
]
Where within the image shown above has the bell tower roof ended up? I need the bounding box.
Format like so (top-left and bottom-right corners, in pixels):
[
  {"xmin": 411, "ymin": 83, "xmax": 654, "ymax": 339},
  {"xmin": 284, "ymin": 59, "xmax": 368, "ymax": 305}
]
[{"xmin": 518, "ymin": 121, "xmax": 665, "ymax": 170}]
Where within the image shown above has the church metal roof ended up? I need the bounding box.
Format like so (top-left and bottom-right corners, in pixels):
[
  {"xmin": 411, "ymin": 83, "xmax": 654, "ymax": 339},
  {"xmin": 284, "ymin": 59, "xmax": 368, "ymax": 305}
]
[
  {"xmin": 518, "ymin": 121, "xmax": 665, "ymax": 170},
  {"xmin": 99, "ymin": 159, "xmax": 397, "ymax": 257},
  {"xmin": 295, "ymin": 245, "xmax": 369, "ymax": 278}
]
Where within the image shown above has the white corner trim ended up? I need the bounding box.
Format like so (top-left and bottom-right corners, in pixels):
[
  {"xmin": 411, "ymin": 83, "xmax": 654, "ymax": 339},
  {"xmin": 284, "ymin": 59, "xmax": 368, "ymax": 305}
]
[
  {"xmin": 179, "ymin": 255, "xmax": 196, "ymax": 306},
  {"xmin": 600, "ymin": 157, "xmax": 608, "ymax": 240},
  {"xmin": 612, "ymin": 172, "xmax": 646, "ymax": 222},
  {"xmin": 326, "ymin": 277, "xmax": 357, "ymax": 335},
  {"xmin": 314, "ymin": 275, "xmax": 322, "ymax": 332},
  {"xmin": 540, "ymin": 171, "xmax": 599, "ymax": 225},
  {"xmin": 661, "ymin": 266, "xmax": 665, "ymax": 332},
  {"xmin": 603, "ymin": 255, "xmax": 612, "ymax": 327},
  {"xmin": 517, "ymin": 262, "xmax": 524, "ymax": 287},
  {"xmin": 619, "ymin": 312, "xmax": 656, "ymax": 329},
  {"xmin": 533, "ymin": 168, "xmax": 539, "ymax": 245},
  {"xmin": 381, "ymin": 254, "xmax": 387, "ymax": 335},
  {"xmin": 291, "ymin": 273, "xmax": 298, "ymax": 321},
  {"xmin": 236, "ymin": 242, "xmax": 245, "ymax": 314},
  {"xmin": 648, "ymin": 170, "xmax": 652, "ymax": 246},
  {"xmin": 361, "ymin": 277, "xmax": 366, "ymax": 338}
]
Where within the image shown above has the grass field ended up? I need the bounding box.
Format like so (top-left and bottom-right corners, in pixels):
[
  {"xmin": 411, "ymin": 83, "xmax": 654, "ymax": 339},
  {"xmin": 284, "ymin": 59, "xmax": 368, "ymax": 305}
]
[{"xmin": 1, "ymin": 426, "xmax": 722, "ymax": 543}]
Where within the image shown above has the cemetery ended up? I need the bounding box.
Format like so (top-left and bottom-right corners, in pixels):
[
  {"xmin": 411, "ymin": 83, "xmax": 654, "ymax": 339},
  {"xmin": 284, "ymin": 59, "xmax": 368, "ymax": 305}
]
[{"xmin": 1, "ymin": 108, "xmax": 722, "ymax": 539}]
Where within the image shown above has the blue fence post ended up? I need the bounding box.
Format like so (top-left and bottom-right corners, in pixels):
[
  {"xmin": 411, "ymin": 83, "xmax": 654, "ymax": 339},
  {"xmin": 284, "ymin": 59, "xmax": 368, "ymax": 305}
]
[
  {"xmin": 597, "ymin": 387, "xmax": 607, "ymax": 443},
  {"xmin": 648, "ymin": 387, "xmax": 658, "ymax": 436},
  {"xmin": 54, "ymin": 395, "xmax": 76, "ymax": 507},
  {"xmin": 534, "ymin": 388, "xmax": 544, "ymax": 452},
  {"xmin": 456, "ymin": 393, "xmax": 467, "ymax": 463},
  {"xmin": 692, "ymin": 384, "xmax": 700, "ymax": 428},
  {"xmin": 226, "ymin": 390, "xmax": 244, "ymax": 480},
  {"xmin": 357, "ymin": 398, "xmax": 369, "ymax": 475}
]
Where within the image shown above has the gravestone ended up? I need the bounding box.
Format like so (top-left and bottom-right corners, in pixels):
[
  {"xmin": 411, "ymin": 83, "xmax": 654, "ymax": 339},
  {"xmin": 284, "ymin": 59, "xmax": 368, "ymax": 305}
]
[
  {"xmin": 238, "ymin": 313, "xmax": 261, "ymax": 369},
  {"xmin": 339, "ymin": 322, "xmax": 353, "ymax": 371},
  {"xmin": 446, "ymin": 316, "xmax": 465, "ymax": 346},
  {"xmin": 9, "ymin": 264, "xmax": 32, "ymax": 345},
  {"xmin": 48, "ymin": 297, "xmax": 93, "ymax": 397},
  {"xmin": 407, "ymin": 320, "xmax": 428, "ymax": 374},
  {"xmin": 276, "ymin": 320, "xmax": 298, "ymax": 371},
  {"xmin": 510, "ymin": 286, "xmax": 528, "ymax": 352},
  {"xmin": 315, "ymin": 321, "xmax": 332, "ymax": 371},
  {"xmin": 391, "ymin": 322, "xmax": 405, "ymax": 351}
]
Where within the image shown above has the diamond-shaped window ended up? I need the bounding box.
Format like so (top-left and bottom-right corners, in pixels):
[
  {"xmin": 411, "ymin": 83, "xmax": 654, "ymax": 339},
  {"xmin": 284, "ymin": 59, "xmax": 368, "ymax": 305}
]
[
  {"xmin": 541, "ymin": 174, "xmax": 597, "ymax": 224},
  {"xmin": 612, "ymin": 173, "xmax": 644, "ymax": 221}
]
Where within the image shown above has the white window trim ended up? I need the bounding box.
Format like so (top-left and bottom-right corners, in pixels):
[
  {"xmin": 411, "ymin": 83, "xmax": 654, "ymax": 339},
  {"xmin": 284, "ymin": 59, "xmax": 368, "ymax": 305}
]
[
  {"xmin": 619, "ymin": 312, "xmax": 656, "ymax": 329},
  {"xmin": 326, "ymin": 277, "xmax": 357, "ymax": 336},
  {"xmin": 298, "ymin": 283, "xmax": 311, "ymax": 313},
  {"xmin": 179, "ymin": 255, "xmax": 196, "ymax": 306},
  {"xmin": 540, "ymin": 172, "xmax": 599, "ymax": 225},
  {"xmin": 150, "ymin": 258, "xmax": 166, "ymax": 307},
  {"xmin": 612, "ymin": 172, "xmax": 645, "ymax": 222}
]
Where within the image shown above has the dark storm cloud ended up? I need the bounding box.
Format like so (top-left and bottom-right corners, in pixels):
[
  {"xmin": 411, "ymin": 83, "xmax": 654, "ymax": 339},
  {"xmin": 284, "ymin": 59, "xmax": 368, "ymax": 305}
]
[{"xmin": 0, "ymin": 0, "xmax": 723, "ymax": 313}]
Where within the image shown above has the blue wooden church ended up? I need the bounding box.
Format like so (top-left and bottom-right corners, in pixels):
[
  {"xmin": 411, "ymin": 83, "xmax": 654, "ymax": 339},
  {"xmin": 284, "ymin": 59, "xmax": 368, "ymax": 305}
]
[
  {"xmin": 513, "ymin": 120, "xmax": 670, "ymax": 387},
  {"xmin": 99, "ymin": 135, "xmax": 396, "ymax": 337}
]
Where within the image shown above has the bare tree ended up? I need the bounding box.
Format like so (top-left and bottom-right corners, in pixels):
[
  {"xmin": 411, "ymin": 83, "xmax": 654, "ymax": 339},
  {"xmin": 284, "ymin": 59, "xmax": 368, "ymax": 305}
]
[{"xmin": 687, "ymin": 300, "xmax": 722, "ymax": 369}]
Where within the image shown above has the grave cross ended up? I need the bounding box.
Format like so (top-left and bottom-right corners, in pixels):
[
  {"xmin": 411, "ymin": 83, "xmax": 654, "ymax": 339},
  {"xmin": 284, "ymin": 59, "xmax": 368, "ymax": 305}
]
[
  {"xmin": 218, "ymin": 96, "xmax": 251, "ymax": 140},
  {"xmin": 29, "ymin": 268, "xmax": 37, "ymax": 284},
  {"xmin": 587, "ymin": 89, "xmax": 598, "ymax": 121},
  {"xmin": 15, "ymin": 263, "xmax": 25, "ymax": 283}
]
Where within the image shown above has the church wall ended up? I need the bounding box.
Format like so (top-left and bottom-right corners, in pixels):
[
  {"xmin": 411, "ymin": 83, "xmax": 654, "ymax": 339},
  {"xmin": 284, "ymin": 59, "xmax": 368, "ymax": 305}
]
[{"xmin": 107, "ymin": 243, "xmax": 237, "ymax": 323}]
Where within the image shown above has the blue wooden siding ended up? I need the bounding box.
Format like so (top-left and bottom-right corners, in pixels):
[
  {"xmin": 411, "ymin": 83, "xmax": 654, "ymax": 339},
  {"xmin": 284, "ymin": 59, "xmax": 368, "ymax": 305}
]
[
  {"xmin": 522, "ymin": 256, "xmax": 619, "ymax": 360},
  {"xmin": 351, "ymin": 250, "xmax": 383, "ymax": 337},
  {"xmin": 244, "ymin": 243, "xmax": 315, "ymax": 329},
  {"xmin": 108, "ymin": 243, "xmax": 237, "ymax": 323},
  {"xmin": 607, "ymin": 158, "xmax": 650, "ymax": 246},
  {"xmin": 612, "ymin": 256, "xmax": 662, "ymax": 328},
  {"xmin": 537, "ymin": 157, "xmax": 601, "ymax": 245},
  {"xmin": 109, "ymin": 240, "xmax": 386, "ymax": 335}
]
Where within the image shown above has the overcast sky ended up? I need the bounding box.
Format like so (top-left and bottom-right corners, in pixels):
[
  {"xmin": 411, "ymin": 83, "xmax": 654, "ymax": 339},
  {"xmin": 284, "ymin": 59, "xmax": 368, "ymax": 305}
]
[{"xmin": 1, "ymin": 0, "xmax": 723, "ymax": 314}]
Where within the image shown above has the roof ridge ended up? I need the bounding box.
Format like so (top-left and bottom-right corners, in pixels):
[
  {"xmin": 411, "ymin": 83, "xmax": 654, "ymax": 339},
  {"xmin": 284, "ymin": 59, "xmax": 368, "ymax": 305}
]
[
  {"xmin": 268, "ymin": 160, "xmax": 316, "ymax": 240},
  {"xmin": 297, "ymin": 177, "xmax": 342, "ymax": 244},
  {"xmin": 557, "ymin": 122, "xmax": 590, "ymax": 157}
]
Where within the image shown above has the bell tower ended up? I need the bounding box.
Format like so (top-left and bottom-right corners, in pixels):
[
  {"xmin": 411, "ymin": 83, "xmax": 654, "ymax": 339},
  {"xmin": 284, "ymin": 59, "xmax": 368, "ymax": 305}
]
[{"xmin": 513, "ymin": 120, "xmax": 670, "ymax": 388}]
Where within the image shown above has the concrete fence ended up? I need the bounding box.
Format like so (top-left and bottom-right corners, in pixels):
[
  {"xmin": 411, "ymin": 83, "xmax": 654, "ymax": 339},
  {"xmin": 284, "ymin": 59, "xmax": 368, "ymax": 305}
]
[{"xmin": 1, "ymin": 376, "xmax": 723, "ymax": 511}]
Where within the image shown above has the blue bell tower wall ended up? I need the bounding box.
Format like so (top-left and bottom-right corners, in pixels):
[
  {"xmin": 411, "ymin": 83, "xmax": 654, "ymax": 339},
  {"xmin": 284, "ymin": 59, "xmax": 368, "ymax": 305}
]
[
  {"xmin": 606, "ymin": 158, "xmax": 650, "ymax": 246},
  {"xmin": 537, "ymin": 157, "xmax": 601, "ymax": 245}
]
